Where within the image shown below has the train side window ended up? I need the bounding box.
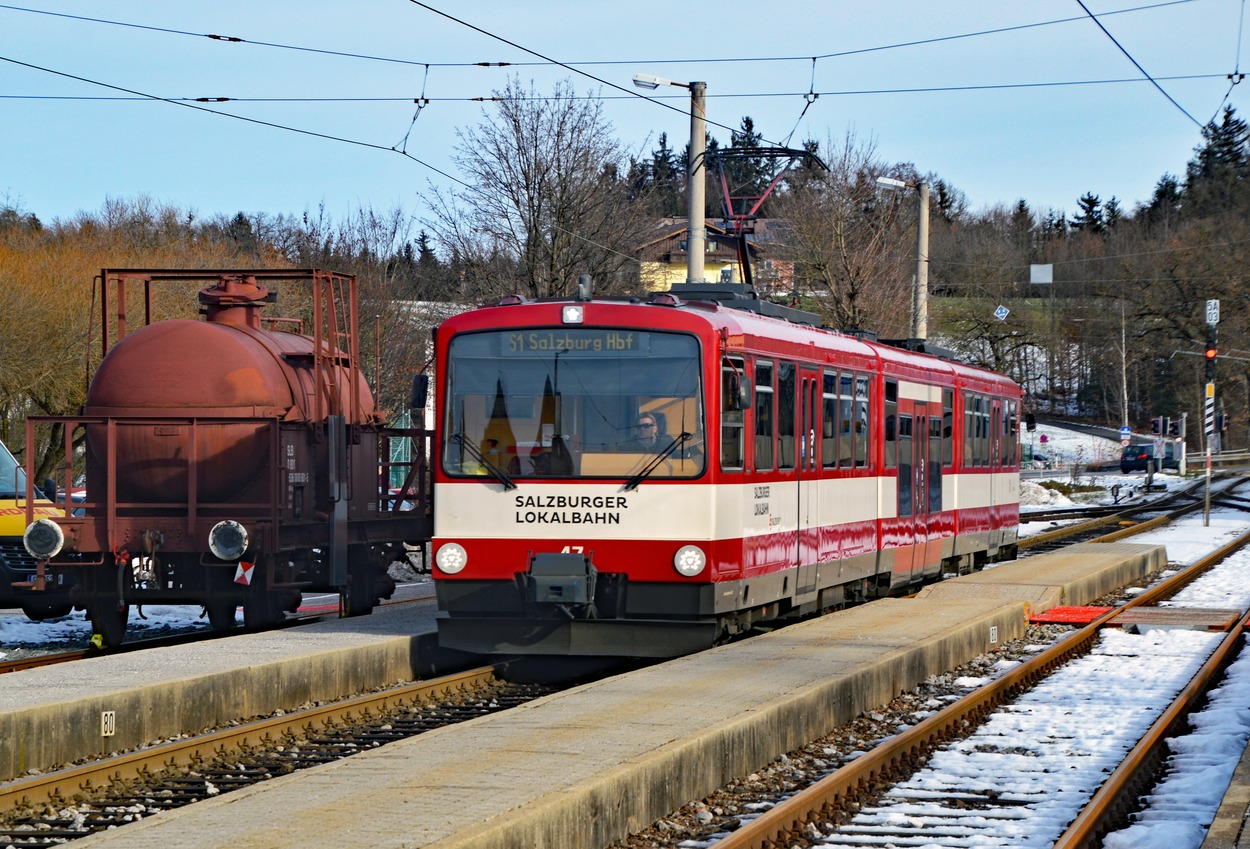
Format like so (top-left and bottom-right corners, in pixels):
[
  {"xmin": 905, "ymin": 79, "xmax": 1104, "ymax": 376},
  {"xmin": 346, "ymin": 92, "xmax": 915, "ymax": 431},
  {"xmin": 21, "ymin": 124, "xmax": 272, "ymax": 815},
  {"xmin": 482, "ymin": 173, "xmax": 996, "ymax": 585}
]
[
  {"xmin": 929, "ymin": 415, "xmax": 943, "ymax": 511},
  {"xmin": 720, "ymin": 356, "xmax": 745, "ymax": 471},
  {"xmin": 942, "ymin": 388, "xmax": 954, "ymax": 466},
  {"xmin": 884, "ymin": 380, "xmax": 898, "ymax": 469},
  {"xmin": 980, "ymin": 396, "xmax": 991, "ymax": 467},
  {"xmin": 995, "ymin": 400, "xmax": 1006, "ymax": 467},
  {"xmin": 1006, "ymin": 399, "xmax": 1018, "ymax": 466},
  {"xmin": 838, "ymin": 372, "xmax": 854, "ymax": 468},
  {"xmin": 754, "ymin": 361, "xmax": 774, "ymax": 471},
  {"xmin": 897, "ymin": 413, "xmax": 913, "ymax": 516},
  {"xmin": 964, "ymin": 395, "xmax": 974, "ymax": 468},
  {"xmin": 821, "ymin": 370, "xmax": 838, "ymax": 469},
  {"xmin": 777, "ymin": 362, "xmax": 796, "ymax": 470},
  {"xmin": 972, "ymin": 395, "xmax": 984, "ymax": 467},
  {"xmin": 854, "ymin": 375, "xmax": 870, "ymax": 468}
]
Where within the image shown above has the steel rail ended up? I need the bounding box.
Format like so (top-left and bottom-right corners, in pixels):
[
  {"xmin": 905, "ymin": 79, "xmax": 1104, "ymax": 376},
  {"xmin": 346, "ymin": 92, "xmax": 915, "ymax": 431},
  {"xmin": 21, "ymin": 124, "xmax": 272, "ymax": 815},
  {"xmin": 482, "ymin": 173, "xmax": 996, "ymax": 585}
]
[
  {"xmin": 1020, "ymin": 476, "xmax": 1241, "ymax": 551},
  {"xmin": 711, "ymin": 527, "xmax": 1250, "ymax": 849},
  {"xmin": 0, "ymin": 664, "xmax": 502, "ymax": 813},
  {"xmin": 1055, "ymin": 614, "xmax": 1248, "ymax": 848},
  {"xmin": 1019, "ymin": 476, "xmax": 1231, "ymax": 551}
]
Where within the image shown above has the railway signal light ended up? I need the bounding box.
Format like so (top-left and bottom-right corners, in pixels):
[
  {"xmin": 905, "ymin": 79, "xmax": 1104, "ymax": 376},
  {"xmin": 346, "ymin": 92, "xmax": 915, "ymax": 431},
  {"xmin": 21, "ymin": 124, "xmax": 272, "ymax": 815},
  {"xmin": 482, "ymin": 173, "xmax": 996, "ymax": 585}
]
[
  {"xmin": 1150, "ymin": 416, "xmax": 1162, "ymax": 435},
  {"xmin": 1205, "ymin": 325, "xmax": 1218, "ymax": 381},
  {"xmin": 1168, "ymin": 419, "xmax": 1181, "ymax": 437}
]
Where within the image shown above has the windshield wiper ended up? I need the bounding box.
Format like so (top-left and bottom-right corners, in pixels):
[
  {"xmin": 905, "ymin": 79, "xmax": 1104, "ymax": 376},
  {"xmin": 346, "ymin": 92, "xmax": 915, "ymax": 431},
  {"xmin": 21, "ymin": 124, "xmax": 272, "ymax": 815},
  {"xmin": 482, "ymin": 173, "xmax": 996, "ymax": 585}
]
[
  {"xmin": 450, "ymin": 434, "xmax": 517, "ymax": 491},
  {"xmin": 623, "ymin": 432, "xmax": 692, "ymax": 492}
]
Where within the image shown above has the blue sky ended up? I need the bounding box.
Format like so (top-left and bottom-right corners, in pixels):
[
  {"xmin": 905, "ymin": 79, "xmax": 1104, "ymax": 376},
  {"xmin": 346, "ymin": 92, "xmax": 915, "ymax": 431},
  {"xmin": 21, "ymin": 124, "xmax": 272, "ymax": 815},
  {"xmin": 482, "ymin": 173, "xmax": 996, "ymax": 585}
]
[{"xmin": 0, "ymin": 0, "xmax": 1242, "ymax": 227}]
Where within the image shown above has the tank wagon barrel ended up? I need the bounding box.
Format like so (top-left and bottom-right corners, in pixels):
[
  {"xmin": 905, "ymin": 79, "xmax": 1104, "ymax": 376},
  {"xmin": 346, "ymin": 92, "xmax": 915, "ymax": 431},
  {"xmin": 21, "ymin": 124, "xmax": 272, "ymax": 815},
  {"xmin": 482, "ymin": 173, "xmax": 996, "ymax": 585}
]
[{"xmin": 21, "ymin": 268, "xmax": 432, "ymax": 648}]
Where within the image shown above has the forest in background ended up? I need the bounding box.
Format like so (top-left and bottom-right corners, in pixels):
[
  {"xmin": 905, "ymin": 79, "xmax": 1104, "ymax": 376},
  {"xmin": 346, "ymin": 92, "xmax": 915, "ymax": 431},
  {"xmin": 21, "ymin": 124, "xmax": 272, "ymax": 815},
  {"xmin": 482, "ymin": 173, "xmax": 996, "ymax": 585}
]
[{"xmin": 3, "ymin": 79, "xmax": 1249, "ymax": 477}]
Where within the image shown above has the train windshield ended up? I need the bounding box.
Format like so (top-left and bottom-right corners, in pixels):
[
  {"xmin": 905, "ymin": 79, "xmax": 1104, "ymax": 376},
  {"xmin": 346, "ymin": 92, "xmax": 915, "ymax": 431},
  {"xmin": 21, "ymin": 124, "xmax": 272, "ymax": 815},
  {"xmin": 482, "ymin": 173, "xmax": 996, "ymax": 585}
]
[{"xmin": 443, "ymin": 328, "xmax": 705, "ymax": 480}]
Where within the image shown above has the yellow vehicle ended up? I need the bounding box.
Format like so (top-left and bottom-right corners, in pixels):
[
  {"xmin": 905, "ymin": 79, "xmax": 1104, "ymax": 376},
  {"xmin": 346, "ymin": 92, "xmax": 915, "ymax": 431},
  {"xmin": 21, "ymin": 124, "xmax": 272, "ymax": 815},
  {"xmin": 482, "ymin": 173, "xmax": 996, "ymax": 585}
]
[{"xmin": 0, "ymin": 437, "xmax": 74, "ymax": 620}]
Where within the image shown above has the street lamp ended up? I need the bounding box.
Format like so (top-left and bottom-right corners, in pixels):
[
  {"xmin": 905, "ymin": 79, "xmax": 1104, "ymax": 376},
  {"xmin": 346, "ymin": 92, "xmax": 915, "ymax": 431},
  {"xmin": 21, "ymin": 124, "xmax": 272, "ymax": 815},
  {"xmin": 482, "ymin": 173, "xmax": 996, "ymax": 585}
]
[
  {"xmin": 876, "ymin": 176, "xmax": 930, "ymax": 341},
  {"xmin": 633, "ymin": 73, "xmax": 707, "ymax": 285}
]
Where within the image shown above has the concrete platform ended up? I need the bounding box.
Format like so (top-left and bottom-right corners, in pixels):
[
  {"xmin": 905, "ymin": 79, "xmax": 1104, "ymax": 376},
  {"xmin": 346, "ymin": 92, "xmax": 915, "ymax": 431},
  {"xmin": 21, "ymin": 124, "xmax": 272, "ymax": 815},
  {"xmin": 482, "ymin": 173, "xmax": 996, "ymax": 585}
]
[
  {"xmin": 0, "ymin": 542, "xmax": 1161, "ymax": 849},
  {"xmin": 59, "ymin": 596, "xmax": 1027, "ymax": 849},
  {"xmin": 1203, "ymin": 739, "xmax": 1250, "ymax": 848},
  {"xmin": 0, "ymin": 599, "xmax": 469, "ymax": 780},
  {"xmin": 915, "ymin": 541, "xmax": 1167, "ymax": 614}
]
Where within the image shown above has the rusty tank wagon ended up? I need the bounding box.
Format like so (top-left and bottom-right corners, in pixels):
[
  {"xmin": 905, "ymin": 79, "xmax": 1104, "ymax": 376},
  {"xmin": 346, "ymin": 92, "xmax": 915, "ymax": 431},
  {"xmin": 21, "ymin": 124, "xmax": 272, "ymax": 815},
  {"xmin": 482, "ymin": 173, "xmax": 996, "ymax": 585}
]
[{"xmin": 22, "ymin": 269, "xmax": 432, "ymax": 648}]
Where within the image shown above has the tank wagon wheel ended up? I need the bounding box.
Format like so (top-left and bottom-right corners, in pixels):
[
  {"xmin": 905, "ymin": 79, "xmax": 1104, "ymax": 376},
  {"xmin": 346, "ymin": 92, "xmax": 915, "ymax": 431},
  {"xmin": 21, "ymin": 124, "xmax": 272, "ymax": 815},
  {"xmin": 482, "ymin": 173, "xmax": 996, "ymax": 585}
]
[
  {"xmin": 204, "ymin": 599, "xmax": 239, "ymax": 631},
  {"xmin": 344, "ymin": 544, "xmax": 382, "ymax": 618},
  {"xmin": 242, "ymin": 588, "xmax": 286, "ymax": 630},
  {"xmin": 86, "ymin": 596, "xmax": 129, "ymax": 649},
  {"xmin": 20, "ymin": 600, "xmax": 73, "ymax": 621}
]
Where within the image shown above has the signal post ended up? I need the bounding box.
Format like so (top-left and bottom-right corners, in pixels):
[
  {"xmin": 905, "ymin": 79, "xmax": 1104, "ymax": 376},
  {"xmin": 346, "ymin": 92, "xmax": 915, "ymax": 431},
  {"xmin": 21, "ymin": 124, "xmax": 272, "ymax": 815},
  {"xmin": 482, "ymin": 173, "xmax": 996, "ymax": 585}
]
[{"xmin": 1203, "ymin": 299, "xmax": 1218, "ymax": 526}]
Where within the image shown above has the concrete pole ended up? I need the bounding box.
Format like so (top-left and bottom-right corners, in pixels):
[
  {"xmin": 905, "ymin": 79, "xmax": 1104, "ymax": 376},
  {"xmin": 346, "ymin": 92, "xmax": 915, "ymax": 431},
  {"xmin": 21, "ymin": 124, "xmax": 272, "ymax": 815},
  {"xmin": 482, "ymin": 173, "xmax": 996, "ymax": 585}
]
[
  {"xmin": 687, "ymin": 81, "xmax": 707, "ymax": 285},
  {"xmin": 912, "ymin": 181, "xmax": 930, "ymax": 341}
]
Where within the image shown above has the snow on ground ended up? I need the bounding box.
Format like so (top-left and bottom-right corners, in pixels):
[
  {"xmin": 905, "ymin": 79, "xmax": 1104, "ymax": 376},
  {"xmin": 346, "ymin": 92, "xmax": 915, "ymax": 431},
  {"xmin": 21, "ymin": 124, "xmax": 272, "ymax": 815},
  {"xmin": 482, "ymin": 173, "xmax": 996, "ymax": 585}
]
[
  {"xmin": 1019, "ymin": 422, "xmax": 1138, "ymax": 508},
  {"xmin": 1018, "ymin": 423, "xmax": 1188, "ymax": 540},
  {"xmin": 1021, "ymin": 422, "xmax": 1123, "ymax": 472},
  {"xmin": 0, "ymin": 603, "xmax": 215, "ymax": 653}
]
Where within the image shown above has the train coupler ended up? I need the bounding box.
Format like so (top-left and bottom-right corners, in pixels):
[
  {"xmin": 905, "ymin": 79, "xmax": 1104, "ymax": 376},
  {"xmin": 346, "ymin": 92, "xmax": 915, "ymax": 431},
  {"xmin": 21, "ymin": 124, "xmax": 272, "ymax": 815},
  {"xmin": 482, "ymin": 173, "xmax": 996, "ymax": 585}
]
[{"xmin": 524, "ymin": 552, "xmax": 596, "ymax": 613}]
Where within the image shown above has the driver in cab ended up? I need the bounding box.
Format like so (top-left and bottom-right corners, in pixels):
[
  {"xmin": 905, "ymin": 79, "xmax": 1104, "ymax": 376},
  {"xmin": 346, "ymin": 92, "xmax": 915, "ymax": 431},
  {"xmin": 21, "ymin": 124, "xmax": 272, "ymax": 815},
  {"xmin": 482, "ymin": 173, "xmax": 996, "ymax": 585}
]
[{"xmin": 630, "ymin": 414, "xmax": 661, "ymax": 452}]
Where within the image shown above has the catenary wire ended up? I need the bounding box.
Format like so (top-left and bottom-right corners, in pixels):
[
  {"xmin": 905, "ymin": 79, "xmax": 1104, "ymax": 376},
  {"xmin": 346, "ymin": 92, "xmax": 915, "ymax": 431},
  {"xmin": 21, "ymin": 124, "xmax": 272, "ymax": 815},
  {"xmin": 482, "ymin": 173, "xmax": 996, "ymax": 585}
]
[
  {"xmin": 0, "ymin": 74, "xmax": 1229, "ymax": 104},
  {"xmin": 0, "ymin": 53, "xmax": 469, "ymax": 187},
  {"xmin": 0, "ymin": 0, "xmax": 1200, "ymax": 70},
  {"xmin": 399, "ymin": 0, "xmax": 770, "ymax": 146},
  {"xmin": 1207, "ymin": 0, "xmax": 1248, "ymax": 122},
  {"xmin": 0, "ymin": 51, "xmax": 642, "ymax": 265},
  {"xmin": 1075, "ymin": 0, "xmax": 1204, "ymax": 127}
]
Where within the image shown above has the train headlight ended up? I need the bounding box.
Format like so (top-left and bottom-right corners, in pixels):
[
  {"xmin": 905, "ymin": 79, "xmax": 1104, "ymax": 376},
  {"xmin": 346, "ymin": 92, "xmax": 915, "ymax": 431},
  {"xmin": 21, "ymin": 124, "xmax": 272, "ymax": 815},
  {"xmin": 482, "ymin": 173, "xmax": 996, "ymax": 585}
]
[
  {"xmin": 23, "ymin": 518, "xmax": 64, "ymax": 559},
  {"xmin": 208, "ymin": 520, "xmax": 249, "ymax": 561},
  {"xmin": 673, "ymin": 545, "xmax": 706, "ymax": 577},
  {"xmin": 435, "ymin": 542, "xmax": 468, "ymax": 574}
]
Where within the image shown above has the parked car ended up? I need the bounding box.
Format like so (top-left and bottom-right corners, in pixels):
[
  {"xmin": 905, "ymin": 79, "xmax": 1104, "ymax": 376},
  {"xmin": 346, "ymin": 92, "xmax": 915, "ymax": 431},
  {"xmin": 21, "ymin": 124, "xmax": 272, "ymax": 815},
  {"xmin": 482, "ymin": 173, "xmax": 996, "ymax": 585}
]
[{"xmin": 1120, "ymin": 444, "xmax": 1154, "ymax": 472}]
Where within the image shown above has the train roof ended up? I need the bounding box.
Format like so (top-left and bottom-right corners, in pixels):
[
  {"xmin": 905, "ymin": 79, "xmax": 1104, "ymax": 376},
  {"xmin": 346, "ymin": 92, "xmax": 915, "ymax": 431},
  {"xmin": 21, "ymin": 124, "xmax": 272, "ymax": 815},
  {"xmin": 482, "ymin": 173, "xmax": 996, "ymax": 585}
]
[{"xmin": 439, "ymin": 283, "xmax": 1018, "ymax": 394}]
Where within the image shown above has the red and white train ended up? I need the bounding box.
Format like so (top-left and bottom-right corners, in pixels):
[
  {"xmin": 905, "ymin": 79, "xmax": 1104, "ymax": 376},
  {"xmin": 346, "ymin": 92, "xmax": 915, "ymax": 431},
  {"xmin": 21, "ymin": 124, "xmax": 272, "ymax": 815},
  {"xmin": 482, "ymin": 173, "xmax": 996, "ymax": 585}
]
[{"xmin": 431, "ymin": 282, "xmax": 1020, "ymax": 658}]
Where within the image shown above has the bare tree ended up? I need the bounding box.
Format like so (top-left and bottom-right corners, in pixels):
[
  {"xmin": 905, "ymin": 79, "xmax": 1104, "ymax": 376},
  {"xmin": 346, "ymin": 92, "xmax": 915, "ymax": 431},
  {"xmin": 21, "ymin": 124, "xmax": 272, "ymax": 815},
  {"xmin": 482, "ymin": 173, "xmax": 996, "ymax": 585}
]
[
  {"xmin": 423, "ymin": 77, "xmax": 649, "ymax": 300},
  {"xmin": 262, "ymin": 204, "xmax": 448, "ymax": 418},
  {"xmin": 770, "ymin": 132, "xmax": 911, "ymax": 335}
]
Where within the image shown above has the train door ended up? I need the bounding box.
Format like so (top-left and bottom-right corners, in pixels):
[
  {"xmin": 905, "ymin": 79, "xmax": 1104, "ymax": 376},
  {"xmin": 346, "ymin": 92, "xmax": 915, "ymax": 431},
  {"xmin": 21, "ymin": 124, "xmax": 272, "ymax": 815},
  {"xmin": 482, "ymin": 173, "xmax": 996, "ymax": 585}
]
[
  {"xmin": 989, "ymin": 397, "xmax": 1005, "ymax": 533},
  {"xmin": 797, "ymin": 366, "xmax": 820, "ymax": 595},
  {"xmin": 895, "ymin": 396, "xmax": 933, "ymax": 585}
]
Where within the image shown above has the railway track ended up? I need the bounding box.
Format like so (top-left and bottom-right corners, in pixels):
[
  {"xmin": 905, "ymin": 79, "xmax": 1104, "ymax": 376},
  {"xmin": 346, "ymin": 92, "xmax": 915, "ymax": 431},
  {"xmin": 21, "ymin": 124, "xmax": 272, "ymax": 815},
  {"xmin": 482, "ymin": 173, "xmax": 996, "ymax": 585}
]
[
  {"xmin": 1019, "ymin": 475, "xmax": 1245, "ymax": 555},
  {"xmin": 0, "ymin": 663, "xmax": 559, "ymax": 844},
  {"xmin": 705, "ymin": 526, "xmax": 1250, "ymax": 849}
]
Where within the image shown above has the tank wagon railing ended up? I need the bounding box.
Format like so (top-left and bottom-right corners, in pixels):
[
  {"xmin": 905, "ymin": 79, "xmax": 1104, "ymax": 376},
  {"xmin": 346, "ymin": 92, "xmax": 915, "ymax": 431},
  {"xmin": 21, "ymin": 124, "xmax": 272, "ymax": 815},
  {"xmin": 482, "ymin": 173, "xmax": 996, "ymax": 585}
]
[
  {"xmin": 380, "ymin": 425, "xmax": 434, "ymax": 518},
  {"xmin": 96, "ymin": 268, "xmax": 373, "ymax": 431}
]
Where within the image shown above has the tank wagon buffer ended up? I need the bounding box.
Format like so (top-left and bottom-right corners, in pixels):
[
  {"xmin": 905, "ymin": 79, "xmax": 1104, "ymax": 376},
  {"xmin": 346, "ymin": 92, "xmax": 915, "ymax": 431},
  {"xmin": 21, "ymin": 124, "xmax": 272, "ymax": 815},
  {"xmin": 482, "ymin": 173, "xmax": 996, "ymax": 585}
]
[{"xmin": 21, "ymin": 269, "xmax": 433, "ymax": 648}]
